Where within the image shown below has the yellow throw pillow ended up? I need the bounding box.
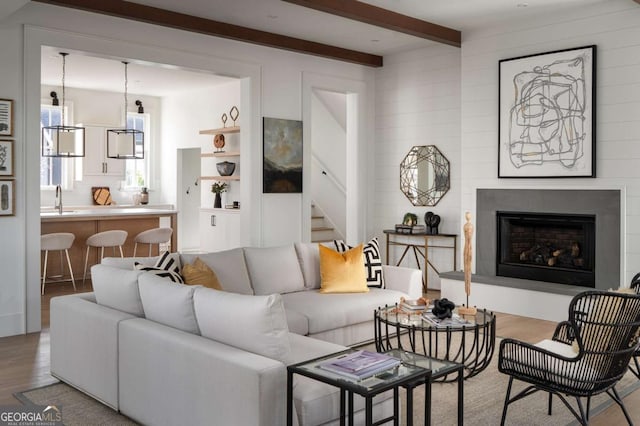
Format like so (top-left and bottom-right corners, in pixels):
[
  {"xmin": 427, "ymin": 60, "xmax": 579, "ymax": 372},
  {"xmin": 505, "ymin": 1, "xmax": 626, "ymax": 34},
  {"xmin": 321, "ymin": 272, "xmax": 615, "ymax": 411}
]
[
  {"xmin": 182, "ymin": 257, "xmax": 223, "ymax": 290},
  {"xmin": 319, "ymin": 244, "xmax": 369, "ymax": 294}
]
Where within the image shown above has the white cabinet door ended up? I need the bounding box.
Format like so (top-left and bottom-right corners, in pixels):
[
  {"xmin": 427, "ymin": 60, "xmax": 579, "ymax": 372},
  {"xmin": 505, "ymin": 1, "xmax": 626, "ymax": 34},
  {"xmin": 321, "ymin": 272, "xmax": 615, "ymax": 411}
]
[
  {"xmin": 199, "ymin": 210, "xmax": 241, "ymax": 252},
  {"xmin": 82, "ymin": 125, "xmax": 125, "ymax": 177}
]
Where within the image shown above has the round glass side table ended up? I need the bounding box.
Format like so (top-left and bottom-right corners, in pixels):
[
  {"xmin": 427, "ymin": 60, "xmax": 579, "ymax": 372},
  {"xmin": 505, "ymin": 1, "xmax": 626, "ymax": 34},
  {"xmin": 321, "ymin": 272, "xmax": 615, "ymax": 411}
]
[{"xmin": 374, "ymin": 305, "xmax": 496, "ymax": 382}]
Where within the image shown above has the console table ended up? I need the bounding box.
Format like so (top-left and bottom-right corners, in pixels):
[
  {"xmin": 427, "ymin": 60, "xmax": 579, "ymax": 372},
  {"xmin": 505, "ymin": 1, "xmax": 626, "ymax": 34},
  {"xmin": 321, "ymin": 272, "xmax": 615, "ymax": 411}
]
[{"xmin": 383, "ymin": 230, "xmax": 457, "ymax": 292}]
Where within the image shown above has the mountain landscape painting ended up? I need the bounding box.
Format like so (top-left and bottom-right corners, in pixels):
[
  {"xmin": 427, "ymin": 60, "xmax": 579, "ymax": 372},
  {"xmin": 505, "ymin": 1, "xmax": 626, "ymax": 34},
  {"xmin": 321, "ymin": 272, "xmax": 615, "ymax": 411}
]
[{"xmin": 263, "ymin": 117, "xmax": 303, "ymax": 193}]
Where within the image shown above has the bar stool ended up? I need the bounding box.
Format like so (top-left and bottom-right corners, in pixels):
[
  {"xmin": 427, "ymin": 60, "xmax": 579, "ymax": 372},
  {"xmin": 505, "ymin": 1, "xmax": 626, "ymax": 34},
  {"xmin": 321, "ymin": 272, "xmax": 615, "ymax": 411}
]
[
  {"xmin": 83, "ymin": 230, "xmax": 128, "ymax": 286},
  {"xmin": 41, "ymin": 232, "xmax": 76, "ymax": 295},
  {"xmin": 133, "ymin": 227, "xmax": 173, "ymax": 256}
]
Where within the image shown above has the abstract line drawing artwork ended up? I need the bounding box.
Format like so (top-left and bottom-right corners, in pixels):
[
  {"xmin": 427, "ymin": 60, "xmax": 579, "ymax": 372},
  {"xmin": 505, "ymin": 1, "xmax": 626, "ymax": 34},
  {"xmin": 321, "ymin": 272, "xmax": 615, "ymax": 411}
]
[
  {"xmin": 0, "ymin": 140, "xmax": 13, "ymax": 176},
  {"xmin": 498, "ymin": 46, "xmax": 596, "ymax": 178}
]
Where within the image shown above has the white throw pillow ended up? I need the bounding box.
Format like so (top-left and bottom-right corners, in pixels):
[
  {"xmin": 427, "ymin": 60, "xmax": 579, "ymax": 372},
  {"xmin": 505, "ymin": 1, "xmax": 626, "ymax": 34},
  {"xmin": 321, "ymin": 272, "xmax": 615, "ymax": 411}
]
[
  {"xmin": 244, "ymin": 245, "xmax": 305, "ymax": 295},
  {"xmin": 138, "ymin": 273, "xmax": 200, "ymax": 334},
  {"xmin": 193, "ymin": 287, "xmax": 292, "ymax": 364},
  {"xmin": 91, "ymin": 264, "xmax": 145, "ymax": 316}
]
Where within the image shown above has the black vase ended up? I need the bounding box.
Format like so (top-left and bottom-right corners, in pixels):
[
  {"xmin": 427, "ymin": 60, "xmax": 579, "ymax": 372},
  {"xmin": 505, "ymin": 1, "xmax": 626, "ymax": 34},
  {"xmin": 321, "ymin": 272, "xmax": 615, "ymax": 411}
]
[{"xmin": 214, "ymin": 193, "xmax": 222, "ymax": 209}]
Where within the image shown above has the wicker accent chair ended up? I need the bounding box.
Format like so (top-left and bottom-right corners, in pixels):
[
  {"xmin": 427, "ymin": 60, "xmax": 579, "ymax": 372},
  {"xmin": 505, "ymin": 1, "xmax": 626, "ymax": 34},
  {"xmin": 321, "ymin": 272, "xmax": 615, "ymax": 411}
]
[
  {"xmin": 498, "ymin": 290, "xmax": 640, "ymax": 426},
  {"xmin": 629, "ymin": 273, "xmax": 640, "ymax": 380}
]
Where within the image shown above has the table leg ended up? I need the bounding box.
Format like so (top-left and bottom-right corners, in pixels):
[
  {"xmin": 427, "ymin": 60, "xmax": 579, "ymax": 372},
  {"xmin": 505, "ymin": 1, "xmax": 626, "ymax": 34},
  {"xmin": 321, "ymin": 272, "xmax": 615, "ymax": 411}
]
[
  {"xmin": 425, "ymin": 373, "xmax": 432, "ymax": 426},
  {"xmin": 424, "ymin": 237, "xmax": 429, "ymax": 292},
  {"xmin": 365, "ymin": 396, "xmax": 372, "ymax": 426},
  {"xmin": 386, "ymin": 233, "xmax": 390, "ymax": 265},
  {"xmin": 340, "ymin": 388, "xmax": 346, "ymax": 426},
  {"xmin": 349, "ymin": 391, "xmax": 354, "ymax": 426},
  {"xmin": 453, "ymin": 235, "xmax": 457, "ymax": 271},
  {"xmin": 406, "ymin": 386, "xmax": 414, "ymax": 426},
  {"xmin": 457, "ymin": 368, "xmax": 464, "ymax": 426},
  {"xmin": 393, "ymin": 387, "xmax": 399, "ymax": 426},
  {"xmin": 287, "ymin": 370, "xmax": 293, "ymax": 426}
]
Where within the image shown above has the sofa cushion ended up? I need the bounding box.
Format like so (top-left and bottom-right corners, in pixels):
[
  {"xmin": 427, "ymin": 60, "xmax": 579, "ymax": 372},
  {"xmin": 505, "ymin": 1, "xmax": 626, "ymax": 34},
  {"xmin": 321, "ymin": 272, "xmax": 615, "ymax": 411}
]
[
  {"xmin": 181, "ymin": 248, "xmax": 253, "ymax": 295},
  {"xmin": 282, "ymin": 288, "xmax": 408, "ymax": 334},
  {"xmin": 91, "ymin": 264, "xmax": 145, "ymax": 316},
  {"xmin": 334, "ymin": 238, "xmax": 385, "ymax": 288},
  {"xmin": 285, "ymin": 309, "xmax": 309, "ymax": 336},
  {"xmin": 193, "ymin": 287, "xmax": 292, "ymax": 364},
  {"xmin": 138, "ymin": 273, "xmax": 200, "ymax": 334},
  {"xmin": 182, "ymin": 257, "xmax": 222, "ymax": 290},
  {"xmin": 319, "ymin": 244, "xmax": 369, "ymax": 294},
  {"xmin": 244, "ymin": 245, "xmax": 305, "ymax": 295},
  {"xmin": 294, "ymin": 242, "xmax": 321, "ymax": 290}
]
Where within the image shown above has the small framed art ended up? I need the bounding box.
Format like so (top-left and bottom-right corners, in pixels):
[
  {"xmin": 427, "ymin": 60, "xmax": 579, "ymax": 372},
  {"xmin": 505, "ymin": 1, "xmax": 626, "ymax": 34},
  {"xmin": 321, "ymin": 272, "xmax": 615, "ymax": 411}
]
[
  {"xmin": 498, "ymin": 45, "xmax": 596, "ymax": 178},
  {"xmin": 0, "ymin": 180, "xmax": 14, "ymax": 216},
  {"xmin": 0, "ymin": 140, "xmax": 13, "ymax": 176},
  {"xmin": 0, "ymin": 99, "xmax": 13, "ymax": 137}
]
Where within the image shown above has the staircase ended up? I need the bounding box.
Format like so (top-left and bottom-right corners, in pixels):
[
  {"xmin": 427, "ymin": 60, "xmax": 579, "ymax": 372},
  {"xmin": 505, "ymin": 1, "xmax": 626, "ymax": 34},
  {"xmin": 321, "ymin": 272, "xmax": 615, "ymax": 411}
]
[{"xmin": 311, "ymin": 204, "xmax": 342, "ymax": 243}]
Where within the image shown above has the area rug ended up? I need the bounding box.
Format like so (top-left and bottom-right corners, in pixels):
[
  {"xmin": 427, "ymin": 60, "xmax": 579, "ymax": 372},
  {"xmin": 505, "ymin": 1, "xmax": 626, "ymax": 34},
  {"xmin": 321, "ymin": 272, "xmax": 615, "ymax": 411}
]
[
  {"xmin": 14, "ymin": 382, "xmax": 137, "ymax": 426},
  {"xmin": 15, "ymin": 347, "xmax": 640, "ymax": 426}
]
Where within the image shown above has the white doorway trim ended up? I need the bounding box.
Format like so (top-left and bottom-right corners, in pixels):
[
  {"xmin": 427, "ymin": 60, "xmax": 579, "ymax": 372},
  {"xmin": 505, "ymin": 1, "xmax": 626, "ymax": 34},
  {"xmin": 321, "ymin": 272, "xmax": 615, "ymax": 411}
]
[{"xmin": 302, "ymin": 72, "xmax": 369, "ymax": 244}]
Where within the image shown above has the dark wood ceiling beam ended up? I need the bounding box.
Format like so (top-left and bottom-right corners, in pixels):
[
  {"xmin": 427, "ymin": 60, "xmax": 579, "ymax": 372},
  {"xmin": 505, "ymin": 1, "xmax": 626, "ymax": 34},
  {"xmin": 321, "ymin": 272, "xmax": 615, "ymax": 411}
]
[
  {"xmin": 33, "ymin": 0, "xmax": 383, "ymax": 67},
  {"xmin": 282, "ymin": 0, "xmax": 460, "ymax": 48}
]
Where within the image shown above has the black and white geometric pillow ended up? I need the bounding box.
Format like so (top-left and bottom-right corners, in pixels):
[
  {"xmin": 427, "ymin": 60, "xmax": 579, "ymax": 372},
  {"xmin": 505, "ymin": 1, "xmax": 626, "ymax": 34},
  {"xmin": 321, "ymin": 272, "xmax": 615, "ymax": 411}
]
[
  {"xmin": 333, "ymin": 238, "xmax": 385, "ymax": 288},
  {"xmin": 134, "ymin": 251, "xmax": 184, "ymax": 283}
]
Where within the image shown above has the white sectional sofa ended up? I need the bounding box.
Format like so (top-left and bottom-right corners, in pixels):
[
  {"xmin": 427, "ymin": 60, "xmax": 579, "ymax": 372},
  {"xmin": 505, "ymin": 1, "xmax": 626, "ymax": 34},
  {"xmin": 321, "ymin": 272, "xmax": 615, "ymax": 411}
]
[{"xmin": 50, "ymin": 243, "xmax": 422, "ymax": 425}]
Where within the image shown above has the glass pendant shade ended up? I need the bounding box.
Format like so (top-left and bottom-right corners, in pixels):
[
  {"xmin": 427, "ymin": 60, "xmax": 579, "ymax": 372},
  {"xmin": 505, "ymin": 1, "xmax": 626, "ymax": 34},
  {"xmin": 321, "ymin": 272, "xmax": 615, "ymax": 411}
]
[
  {"xmin": 107, "ymin": 61, "xmax": 144, "ymax": 159},
  {"xmin": 42, "ymin": 52, "xmax": 86, "ymax": 158}
]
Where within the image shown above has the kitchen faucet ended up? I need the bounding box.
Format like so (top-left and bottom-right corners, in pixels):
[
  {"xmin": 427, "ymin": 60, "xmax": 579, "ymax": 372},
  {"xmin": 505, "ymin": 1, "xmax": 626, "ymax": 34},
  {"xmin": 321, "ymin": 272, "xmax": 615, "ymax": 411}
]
[{"xmin": 55, "ymin": 184, "xmax": 63, "ymax": 214}]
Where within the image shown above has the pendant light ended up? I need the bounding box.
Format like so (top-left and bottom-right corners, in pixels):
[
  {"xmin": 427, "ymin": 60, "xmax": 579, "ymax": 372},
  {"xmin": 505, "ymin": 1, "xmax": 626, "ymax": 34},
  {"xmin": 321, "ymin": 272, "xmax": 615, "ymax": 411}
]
[
  {"xmin": 41, "ymin": 52, "xmax": 85, "ymax": 157},
  {"xmin": 106, "ymin": 61, "xmax": 144, "ymax": 159}
]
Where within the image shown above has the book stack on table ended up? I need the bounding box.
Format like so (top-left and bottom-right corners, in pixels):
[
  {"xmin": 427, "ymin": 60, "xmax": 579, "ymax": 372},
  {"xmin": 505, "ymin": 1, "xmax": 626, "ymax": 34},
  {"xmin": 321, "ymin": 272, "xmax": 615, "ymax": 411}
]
[
  {"xmin": 318, "ymin": 351, "xmax": 401, "ymax": 381},
  {"xmin": 401, "ymin": 298, "xmax": 428, "ymax": 312}
]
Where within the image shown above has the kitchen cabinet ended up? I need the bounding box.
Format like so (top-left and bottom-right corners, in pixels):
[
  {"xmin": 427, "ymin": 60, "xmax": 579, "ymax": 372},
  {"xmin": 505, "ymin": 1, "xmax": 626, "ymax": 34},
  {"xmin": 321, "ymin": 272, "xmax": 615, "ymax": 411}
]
[
  {"xmin": 199, "ymin": 209, "xmax": 241, "ymax": 252},
  {"xmin": 81, "ymin": 124, "xmax": 126, "ymax": 177}
]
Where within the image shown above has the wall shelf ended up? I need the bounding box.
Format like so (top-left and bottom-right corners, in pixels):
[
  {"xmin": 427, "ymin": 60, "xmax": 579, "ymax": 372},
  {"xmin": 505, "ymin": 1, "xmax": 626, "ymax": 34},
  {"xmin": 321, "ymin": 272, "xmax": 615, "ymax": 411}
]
[
  {"xmin": 201, "ymin": 151, "xmax": 240, "ymax": 158},
  {"xmin": 201, "ymin": 175, "xmax": 240, "ymax": 181},
  {"xmin": 199, "ymin": 126, "xmax": 240, "ymax": 135}
]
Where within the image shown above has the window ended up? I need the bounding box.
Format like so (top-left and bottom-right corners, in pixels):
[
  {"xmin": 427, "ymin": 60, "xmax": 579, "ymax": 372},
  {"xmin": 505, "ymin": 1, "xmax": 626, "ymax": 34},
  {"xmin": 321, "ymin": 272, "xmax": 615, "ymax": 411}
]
[
  {"xmin": 124, "ymin": 113, "xmax": 149, "ymax": 188},
  {"xmin": 40, "ymin": 105, "xmax": 71, "ymax": 188}
]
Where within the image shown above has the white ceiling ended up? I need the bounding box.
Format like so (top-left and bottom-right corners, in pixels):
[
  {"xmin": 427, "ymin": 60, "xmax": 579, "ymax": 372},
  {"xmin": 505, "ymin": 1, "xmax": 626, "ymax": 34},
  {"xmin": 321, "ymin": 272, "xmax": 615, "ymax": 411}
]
[{"xmin": 38, "ymin": 0, "xmax": 614, "ymax": 96}]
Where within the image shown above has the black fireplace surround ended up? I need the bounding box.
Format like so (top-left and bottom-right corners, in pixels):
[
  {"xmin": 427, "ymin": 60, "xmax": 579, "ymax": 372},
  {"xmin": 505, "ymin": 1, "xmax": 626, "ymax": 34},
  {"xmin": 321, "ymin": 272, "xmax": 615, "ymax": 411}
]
[{"xmin": 496, "ymin": 211, "xmax": 596, "ymax": 287}]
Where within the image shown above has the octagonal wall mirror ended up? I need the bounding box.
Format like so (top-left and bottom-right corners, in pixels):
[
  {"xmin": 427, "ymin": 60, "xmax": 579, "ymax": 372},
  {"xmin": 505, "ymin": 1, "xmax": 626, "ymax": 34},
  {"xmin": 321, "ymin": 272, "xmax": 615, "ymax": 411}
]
[{"xmin": 400, "ymin": 145, "xmax": 450, "ymax": 206}]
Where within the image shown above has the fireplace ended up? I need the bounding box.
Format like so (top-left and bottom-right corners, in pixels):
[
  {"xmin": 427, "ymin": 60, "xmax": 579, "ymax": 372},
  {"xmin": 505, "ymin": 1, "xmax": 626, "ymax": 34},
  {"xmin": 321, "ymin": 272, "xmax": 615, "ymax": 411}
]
[{"xmin": 496, "ymin": 211, "xmax": 596, "ymax": 287}]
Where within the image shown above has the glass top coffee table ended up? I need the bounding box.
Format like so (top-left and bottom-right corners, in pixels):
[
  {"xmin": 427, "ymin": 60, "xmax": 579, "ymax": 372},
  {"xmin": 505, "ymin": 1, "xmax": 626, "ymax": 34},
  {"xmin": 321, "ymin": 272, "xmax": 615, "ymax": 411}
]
[
  {"xmin": 287, "ymin": 348, "xmax": 463, "ymax": 426},
  {"xmin": 374, "ymin": 305, "xmax": 496, "ymax": 382}
]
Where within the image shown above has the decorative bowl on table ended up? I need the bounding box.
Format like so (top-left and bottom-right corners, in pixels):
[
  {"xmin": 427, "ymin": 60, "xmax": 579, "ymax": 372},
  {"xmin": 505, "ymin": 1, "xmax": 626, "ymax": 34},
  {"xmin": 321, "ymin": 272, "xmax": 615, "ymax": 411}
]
[{"xmin": 216, "ymin": 161, "xmax": 236, "ymax": 176}]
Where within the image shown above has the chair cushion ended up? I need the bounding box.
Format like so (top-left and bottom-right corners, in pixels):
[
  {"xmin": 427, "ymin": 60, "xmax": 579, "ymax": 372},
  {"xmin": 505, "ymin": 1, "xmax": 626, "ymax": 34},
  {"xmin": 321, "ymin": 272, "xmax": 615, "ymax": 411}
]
[
  {"xmin": 138, "ymin": 273, "xmax": 200, "ymax": 334},
  {"xmin": 282, "ymin": 288, "xmax": 408, "ymax": 334},
  {"xmin": 244, "ymin": 245, "xmax": 305, "ymax": 295},
  {"xmin": 193, "ymin": 287, "xmax": 291, "ymax": 364},
  {"xmin": 182, "ymin": 257, "xmax": 222, "ymax": 290},
  {"xmin": 181, "ymin": 249, "xmax": 253, "ymax": 295},
  {"xmin": 91, "ymin": 264, "xmax": 145, "ymax": 316},
  {"xmin": 334, "ymin": 238, "xmax": 385, "ymax": 288},
  {"xmin": 319, "ymin": 244, "xmax": 368, "ymax": 294},
  {"xmin": 535, "ymin": 339, "xmax": 578, "ymax": 358}
]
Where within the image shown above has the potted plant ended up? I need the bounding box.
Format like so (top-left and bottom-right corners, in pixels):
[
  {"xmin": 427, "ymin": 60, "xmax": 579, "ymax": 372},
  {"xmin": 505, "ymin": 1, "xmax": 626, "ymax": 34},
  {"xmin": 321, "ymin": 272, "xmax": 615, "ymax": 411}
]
[{"xmin": 211, "ymin": 181, "xmax": 228, "ymax": 208}]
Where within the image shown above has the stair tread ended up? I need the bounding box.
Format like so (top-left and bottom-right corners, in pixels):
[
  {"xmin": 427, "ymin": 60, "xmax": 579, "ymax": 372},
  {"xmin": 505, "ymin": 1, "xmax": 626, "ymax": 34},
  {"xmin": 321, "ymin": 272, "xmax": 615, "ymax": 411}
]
[
  {"xmin": 312, "ymin": 226, "xmax": 334, "ymax": 232},
  {"xmin": 312, "ymin": 239, "xmax": 335, "ymax": 243},
  {"xmin": 311, "ymin": 215, "xmax": 324, "ymax": 219}
]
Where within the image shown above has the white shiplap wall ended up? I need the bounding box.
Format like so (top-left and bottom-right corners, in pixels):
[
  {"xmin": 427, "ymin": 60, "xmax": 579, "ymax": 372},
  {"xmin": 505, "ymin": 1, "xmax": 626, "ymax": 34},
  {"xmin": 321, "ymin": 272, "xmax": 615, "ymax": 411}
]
[
  {"xmin": 460, "ymin": 0, "xmax": 640, "ymax": 284},
  {"xmin": 374, "ymin": 44, "xmax": 462, "ymax": 288}
]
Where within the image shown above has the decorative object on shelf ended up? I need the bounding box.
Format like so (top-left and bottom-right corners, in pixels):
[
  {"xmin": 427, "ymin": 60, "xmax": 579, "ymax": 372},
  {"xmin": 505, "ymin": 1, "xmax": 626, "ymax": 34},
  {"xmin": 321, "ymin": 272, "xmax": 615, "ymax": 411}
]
[
  {"xmin": 458, "ymin": 211, "xmax": 478, "ymax": 316},
  {"xmin": 394, "ymin": 224, "xmax": 411, "ymax": 234},
  {"xmin": 0, "ymin": 179, "xmax": 14, "ymax": 216},
  {"xmin": 263, "ymin": 117, "xmax": 302, "ymax": 193},
  {"xmin": 216, "ymin": 161, "xmax": 236, "ymax": 176},
  {"xmin": 221, "ymin": 113, "xmax": 228, "ymax": 128},
  {"xmin": 41, "ymin": 53, "xmax": 85, "ymax": 157},
  {"xmin": 211, "ymin": 181, "xmax": 228, "ymax": 209},
  {"xmin": 499, "ymin": 45, "xmax": 596, "ymax": 178},
  {"xmin": 0, "ymin": 99, "xmax": 13, "ymax": 137},
  {"xmin": 424, "ymin": 211, "xmax": 441, "ymax": 235},
  {"xmin": 135, "ymin": 100, "xmax": 144, "ymax": 113},
  {"xmin": 400, "ymin": 145, "xmax": 449, "ymax": 206},
  {"xmin": 410, "ymin": 224, "xmax": 426, "ymax": 234},
  {"xmin": 140, "ymin": 187, "xmax": 149, "ymax": 205},
  {"xmin": 431, "ymin": 298, "xmax": 455, "ymax": 319},
  {"xmin": 0, "ymin": 140, "xmax": 13, "ymax": 176},
  {"xmin": 107, "ymin": 61, "xmax": 144, "ymax": 160},
  {"xmin": 402, "ymin": 212, "xmax": 417, "ymax": 226},
  {"xmin": 229, "ymin": 106, "xmax": 239, "ymax": 126},
  {"xmin": 213, "ymin": 133, "xmax": 226, "ymax": 152},
  {"xmin": 50, "ymin": 91, "xmax": 59, "ymax": 106}
]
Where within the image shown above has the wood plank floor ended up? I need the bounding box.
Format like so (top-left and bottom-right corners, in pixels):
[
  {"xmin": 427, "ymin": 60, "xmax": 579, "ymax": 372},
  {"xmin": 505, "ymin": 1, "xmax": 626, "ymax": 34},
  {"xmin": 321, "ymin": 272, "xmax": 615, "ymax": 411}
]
[{"xmin": 0, "ymin": 287, "xmax": 638, "ymax": 424}]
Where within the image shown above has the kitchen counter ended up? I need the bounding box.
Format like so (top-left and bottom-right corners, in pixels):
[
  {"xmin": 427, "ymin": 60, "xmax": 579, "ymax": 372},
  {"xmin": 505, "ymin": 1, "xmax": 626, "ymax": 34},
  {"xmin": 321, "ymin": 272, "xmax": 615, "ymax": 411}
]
[{"xmin": 41, "ymin": 207, "xmax": 178, "ymax": 280}]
